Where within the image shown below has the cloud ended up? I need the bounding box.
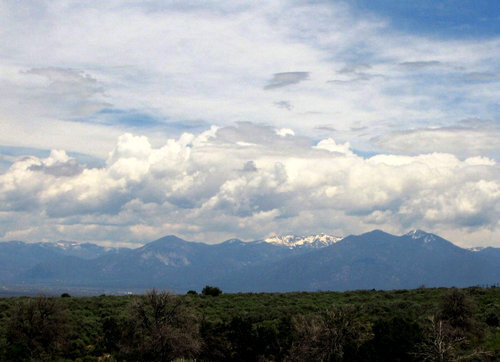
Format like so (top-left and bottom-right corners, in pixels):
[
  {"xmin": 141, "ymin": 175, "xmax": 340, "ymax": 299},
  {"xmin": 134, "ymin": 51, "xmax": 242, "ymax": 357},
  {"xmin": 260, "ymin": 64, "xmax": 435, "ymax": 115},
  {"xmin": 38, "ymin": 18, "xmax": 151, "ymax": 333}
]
[
  {"xmin": 0, "ymin": 124, "xmax": 498, "ymax": 247},
  {"xmin": 0, "ymin": 1, "xmax": 498, "ymax": 158},
  {"xmin": 276, "ymin": 128, "xmax": 295, "ymax": 137},
  {"xmin": 274, "ymin": 100, "xmax": 292, "ymax": 110},
  {"xmin": 399, "ymin": 60, "xmax": 441, "ymax": 68},
  {"xmin": 264, "ymin": 72, "xmax": 309, "ymax": 89},
  {"xmin": 0, "ymin": 2, "xmax": 498, "ymax": 247},
  {"xmin": 463, "ymin": 72, "xmax": 500, "ymax": 82},
  {"xmin": 338, "ymin": 63, "xmax": 372, "ymax": 74},
  {"xmin": 21, "ymin": 67, "xmax": 110, "ymax": 118},
  {"xmin": 242, "ymin": 160, "xmax": 258, "ymax": 172},
  {"xmin": 373, "ymin": 120, "xmax": 499, "ymax": 158},
  {"xmin": 315, "ymin": 125, "xmax": 337, "ymax": 132},
  {"xmin": 28, "ymin": 150, "xmax": 83, "ymax": 177},
  {"xmin": 328, "ymin": 63, "xmax": 381, "ymax": 84}
]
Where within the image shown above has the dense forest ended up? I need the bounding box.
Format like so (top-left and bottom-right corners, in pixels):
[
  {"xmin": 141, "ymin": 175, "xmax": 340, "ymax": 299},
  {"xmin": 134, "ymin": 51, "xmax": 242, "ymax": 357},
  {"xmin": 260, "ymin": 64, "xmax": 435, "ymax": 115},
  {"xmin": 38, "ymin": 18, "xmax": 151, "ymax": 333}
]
[{"xmin": 0, "ymin": 286, "xmax": 498, "ymax": 361}]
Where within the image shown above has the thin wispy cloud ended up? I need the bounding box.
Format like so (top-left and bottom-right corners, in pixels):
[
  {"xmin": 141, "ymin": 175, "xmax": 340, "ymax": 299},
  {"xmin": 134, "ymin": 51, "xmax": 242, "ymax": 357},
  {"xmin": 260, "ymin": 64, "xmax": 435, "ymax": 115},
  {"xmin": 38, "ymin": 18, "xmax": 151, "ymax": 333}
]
[
  {"xmin": 274, "ymin": 100, "xmax": 293, "ymax": 110},
  {"xmin": 398, "ymin": 60, "xmax": 441, "ymax": 68},
  {"xmin": 264, "ymin": 72, "xmax": 310, "ymax": 89},
  {"xmin": 373, "ymin": 120, "xmax": 500, "ymax": 159}
]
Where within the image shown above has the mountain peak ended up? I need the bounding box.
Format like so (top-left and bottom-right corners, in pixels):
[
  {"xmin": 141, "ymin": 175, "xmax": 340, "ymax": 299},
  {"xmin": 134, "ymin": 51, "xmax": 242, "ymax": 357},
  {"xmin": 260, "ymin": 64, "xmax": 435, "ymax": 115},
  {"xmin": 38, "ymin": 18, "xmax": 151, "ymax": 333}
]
[
  {"xmin": 364, "ymin": 229, "xmax": 392, "ymax": 237},
  {"xmin": 152, "ymin": 235, "xmax": 187, "ymax": 243},
  {"xmin": 221, "ymin": 238, "xmax": 244, "ymax": 245},
  {"xmin": 405, "ymin": 229, "xmax": 436, "ymax": 243},
  {"xmin": 51, "ymin": 240, "xmax": 82, "ymax": 249},
  {"xmin": 264, "ymin": 233, "xmax": 343, "ymax": 249}
]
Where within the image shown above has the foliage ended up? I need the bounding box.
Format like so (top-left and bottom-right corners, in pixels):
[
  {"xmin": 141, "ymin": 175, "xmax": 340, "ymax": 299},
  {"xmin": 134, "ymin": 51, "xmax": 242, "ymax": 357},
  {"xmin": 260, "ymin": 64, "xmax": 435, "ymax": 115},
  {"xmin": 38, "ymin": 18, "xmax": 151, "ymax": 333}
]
[
  {"xmin": 287, "ymin": 306, "xmax": 367, "ymax": 361},
  {"xmin": 5, "ymin": 295, "xmax": 68, "ymax": 360},
  {"xmin": 438, "ymin": 288, "xmax": 476, "ymax": 334},
  {"xmin": 202, "ymin": 285, "xmax": 222, "ymax": 297},
  {"xmin": 0, "ymin": 286, "xmax": 498, "ymax": 361},
  {"xmin": 365, "ymin": 316, "xmax": 423, "ymax": 361},
  {"xmin": 121, "ymin": 289, "xmax": 201, "ymax": 361}
]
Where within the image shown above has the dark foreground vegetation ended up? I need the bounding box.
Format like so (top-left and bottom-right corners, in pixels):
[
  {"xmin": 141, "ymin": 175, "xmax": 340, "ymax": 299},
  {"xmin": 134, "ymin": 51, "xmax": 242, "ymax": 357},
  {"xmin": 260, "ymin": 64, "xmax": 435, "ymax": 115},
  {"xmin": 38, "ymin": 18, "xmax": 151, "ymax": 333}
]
[{"xmin": 0, "ymin": 286, "xmax": 498, "ymax": 361}]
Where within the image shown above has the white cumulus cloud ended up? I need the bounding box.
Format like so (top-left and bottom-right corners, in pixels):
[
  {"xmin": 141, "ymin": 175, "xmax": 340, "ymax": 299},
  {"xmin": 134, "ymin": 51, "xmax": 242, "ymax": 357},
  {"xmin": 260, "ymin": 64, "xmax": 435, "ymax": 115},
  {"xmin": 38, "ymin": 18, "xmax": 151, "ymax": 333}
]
[{"xmin": 0, "ymin": 124, "xmax": 498, "ymax": 247}]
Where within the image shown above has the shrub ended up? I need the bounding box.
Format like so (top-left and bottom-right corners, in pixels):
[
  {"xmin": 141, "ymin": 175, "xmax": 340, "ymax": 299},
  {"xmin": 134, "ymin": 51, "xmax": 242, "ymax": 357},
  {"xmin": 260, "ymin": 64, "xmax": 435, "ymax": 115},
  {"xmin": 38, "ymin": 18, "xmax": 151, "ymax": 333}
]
[
  {"xmin": 288, "ymin": 307, "xmax": 366, "ymax": 361},
  {"xmin": 5, "ymin": 296, "xmax": 68, "ymax": 360},
  {"xmin": 122, "ymin": 289, "xmax": 201, "ymax": 361},
  {"xmin": 367, "ymin": 316, "xmax": 423, "ymax": 361},
  {"xmin": 202, "ymin": 285, "xmax": 222, "ymax": 297},
  {"xmin": 439, "ymin": 288, "xmax": 475, "ymax": 334}
]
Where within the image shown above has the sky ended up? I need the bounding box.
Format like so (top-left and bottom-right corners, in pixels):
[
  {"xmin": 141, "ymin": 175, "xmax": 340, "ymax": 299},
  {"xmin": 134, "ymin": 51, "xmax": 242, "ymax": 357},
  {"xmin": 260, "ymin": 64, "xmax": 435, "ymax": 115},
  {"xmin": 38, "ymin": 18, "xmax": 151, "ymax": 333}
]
[{"xmin": 0, "ymin": 0, "xmax": 499, "ymax": 248}]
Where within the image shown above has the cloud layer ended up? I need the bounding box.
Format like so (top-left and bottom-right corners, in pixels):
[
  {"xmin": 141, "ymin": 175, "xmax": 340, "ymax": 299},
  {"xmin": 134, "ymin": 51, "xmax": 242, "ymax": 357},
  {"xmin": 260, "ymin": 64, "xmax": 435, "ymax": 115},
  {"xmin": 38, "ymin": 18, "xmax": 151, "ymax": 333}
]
[
  {"xmin": 1, "ymin": 124, "xmax": 498, "ymax": 247},
  {"xmin": 0, "ymin": 1, "xmax": 498, "ymax": 246},
  {"xmin": 0, "ymin": 1, "xmax": 498, "ymax": 157}
]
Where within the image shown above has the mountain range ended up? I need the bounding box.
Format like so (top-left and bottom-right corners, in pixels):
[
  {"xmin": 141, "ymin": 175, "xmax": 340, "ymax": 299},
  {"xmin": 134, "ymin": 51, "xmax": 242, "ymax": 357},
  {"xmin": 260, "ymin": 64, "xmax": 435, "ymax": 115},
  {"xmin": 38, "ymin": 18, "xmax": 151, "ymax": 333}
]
[{"xmin": 0, "ymin": 230, "xmax": 498, "ymax": 295}]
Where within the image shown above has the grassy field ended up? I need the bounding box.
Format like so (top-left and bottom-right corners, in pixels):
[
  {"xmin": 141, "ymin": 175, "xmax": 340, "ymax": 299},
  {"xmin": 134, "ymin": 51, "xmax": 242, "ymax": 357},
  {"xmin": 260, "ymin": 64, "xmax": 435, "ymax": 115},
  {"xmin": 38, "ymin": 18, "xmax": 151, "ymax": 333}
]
[{"xmin": 0, "ymin": 286, "xmax": 498, "ymax": 360}]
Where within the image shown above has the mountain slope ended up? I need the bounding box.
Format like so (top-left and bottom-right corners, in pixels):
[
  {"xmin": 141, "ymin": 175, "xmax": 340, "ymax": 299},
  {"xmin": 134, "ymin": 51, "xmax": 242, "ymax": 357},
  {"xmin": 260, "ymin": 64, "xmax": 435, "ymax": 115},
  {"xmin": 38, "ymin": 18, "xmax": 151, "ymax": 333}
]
[
  {"xmin": 17, "ymin": 235, "xmax": 296, "ymax": 291},
  {"xmin": 243, "ymin": 230, "xmax": 499, "ymax": 292},
  {"xmin": 1, "ymin": 230, "xmax": 498, "ymax": 294}
]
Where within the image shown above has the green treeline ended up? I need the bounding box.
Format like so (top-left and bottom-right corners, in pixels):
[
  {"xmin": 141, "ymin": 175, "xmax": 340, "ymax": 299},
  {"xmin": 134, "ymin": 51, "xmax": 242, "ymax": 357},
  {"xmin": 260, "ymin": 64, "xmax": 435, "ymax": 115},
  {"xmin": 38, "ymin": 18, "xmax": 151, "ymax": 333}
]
[{"xmin": 0, "ymin": 286, "xmax": 498, "ymax": 361}]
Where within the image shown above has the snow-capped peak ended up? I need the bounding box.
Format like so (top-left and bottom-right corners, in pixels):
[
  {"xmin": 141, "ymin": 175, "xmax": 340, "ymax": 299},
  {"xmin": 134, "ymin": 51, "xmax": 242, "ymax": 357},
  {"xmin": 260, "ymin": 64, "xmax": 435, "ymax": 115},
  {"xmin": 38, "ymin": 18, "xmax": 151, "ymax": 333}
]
[
  {"xmin": 406, "ymin": 230, "xmax": 436, "ymax": 243},
  {"xmin": 469, "ymin": 246, "xmax": 485, "ymax": 252},
  {"xmin": 264, "ymin": 234, "xmax": 343, "ymax": 249},
  {"xmin": 53, "ymin": 240, "xmax": 82, "ymax": 250}
]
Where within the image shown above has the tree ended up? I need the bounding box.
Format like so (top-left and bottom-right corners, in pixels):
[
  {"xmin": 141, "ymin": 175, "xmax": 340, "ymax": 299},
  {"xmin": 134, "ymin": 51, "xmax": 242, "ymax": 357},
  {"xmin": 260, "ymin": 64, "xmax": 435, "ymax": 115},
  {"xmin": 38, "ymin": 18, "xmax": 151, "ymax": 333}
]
[
  {"xmin": 368, "ymin": 316, "xmax": 423, "ymax": 361},
  {"xmin": 414, "ymin": 316, "xmax": 463, "ymax": 362},
  {"xmin": 413, "ymin": 289, "xmax": 491, "ymax": 361},
  {"xmin": 414, "ymin": 315, "xmax": 492, "ymax": 361},
  {"xmin": 438, "ymin": 288, "xmax": 475, "ymax": 334},
  {"xmin": 202, "ymin": 285, "xmax": 222, "ymax": 297},
  {"xmin": 122, "ymin": 289, "xmax": 200, "ymax": 361},
  {"xmin": 5, "ymin": 295, "xmax": 68, "ymax": 360},
  {"xmin": 287, "ymin": 307, "xmax": 366, "ymax": 361}
]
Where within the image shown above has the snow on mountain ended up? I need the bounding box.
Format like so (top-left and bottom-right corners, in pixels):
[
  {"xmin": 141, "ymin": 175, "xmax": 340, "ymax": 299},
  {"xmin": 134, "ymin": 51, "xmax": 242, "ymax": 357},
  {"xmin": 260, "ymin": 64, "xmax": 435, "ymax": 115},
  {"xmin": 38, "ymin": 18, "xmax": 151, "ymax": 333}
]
[
  {"xmin": 469, "ymin": 246, "xmax": 486, "ymax": 252},
  {"xmin": 264, "ymin": 234, "xmax": 343, "ymax": 249},
  {"xmin": 405, "ymin": 229, "xmax": 437, "ymax": 243},
  {"xmin": 37, "ymin": 240, "xmax": 117, "ymax": 259}
]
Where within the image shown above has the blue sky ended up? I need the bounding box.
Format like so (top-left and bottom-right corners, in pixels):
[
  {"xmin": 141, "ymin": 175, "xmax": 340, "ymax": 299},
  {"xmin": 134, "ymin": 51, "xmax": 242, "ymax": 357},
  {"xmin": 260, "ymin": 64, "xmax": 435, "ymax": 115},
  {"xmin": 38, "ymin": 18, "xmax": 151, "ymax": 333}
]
[
  {"xmin": 0, "ymin": 0, "xmax": 498, "ymax": 247},
  {"xmin": 353, "ymin": 0, "xmax": 499, "ymax": 38}
]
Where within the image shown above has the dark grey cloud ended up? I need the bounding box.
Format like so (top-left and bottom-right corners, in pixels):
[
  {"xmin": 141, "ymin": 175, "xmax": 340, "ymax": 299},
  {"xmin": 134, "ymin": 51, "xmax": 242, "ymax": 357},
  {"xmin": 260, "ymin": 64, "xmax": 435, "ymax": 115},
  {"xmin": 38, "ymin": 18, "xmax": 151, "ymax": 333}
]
[
  {"xmin": 21, "ymin": 67, "xmax": 111, "ymax": 118},
  {"xmin": 215, "ymin": 122, "xmax": 311, "ymax": 151},
  {"xmin": 372, "ymin": 119, "xmax": 499, "ymax": 158},
  {"xmin": 242, "ymin": 160, "xmax": 258, "ymax": 172},
  {"xmin": 315, "ymin": 125, "xmax": 337, "ymax": 132},
  {"xmin": 463, "ymin": 72, "xmax": 500, "ymax": 82},
  {"xmin": 274, "ymin": 100, "xmax": 292, "ymax": 110},
  {"xmin": 338, "ymin": 63, "xmax": 371, "ymax": 74},
  {"xmin": 29, "ymin": 159, "xmax": 83, "ymax": 177},
  {"xmin": 398, "ymin": 60, "xmax": 441, "ymax": 68},
  {"xmin": 25, "ymin": 67, "xmax": 105, "ymax": 102},
  {"xmin": 171, "ymin": 119, "xmax": 210, "ymax": 129},
  {"xmin": 264, "ymin": 72, "xmax": 309, "ymax": 89},
  {"xmin": 327, "ymin": 73, "xmax": 374, "ymax": 84},
  {"xmin": 350, "ymin": 126, "xmax": 367, "ymax": 132},
  {"xmin": 328, "ymin": 63, "xmax": 381, "ymax": 84}
]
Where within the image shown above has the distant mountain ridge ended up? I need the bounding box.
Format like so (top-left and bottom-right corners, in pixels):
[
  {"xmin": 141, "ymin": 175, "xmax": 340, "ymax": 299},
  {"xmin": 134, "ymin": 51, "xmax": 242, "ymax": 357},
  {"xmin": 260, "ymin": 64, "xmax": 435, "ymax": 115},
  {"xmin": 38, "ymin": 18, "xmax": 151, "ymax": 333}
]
[
  {"xmin": 263, "ymin": 234, "xmax": 343, "ymax": 248},
  {"xmin": 0, "ymin": 230, "xmax": 498, "ymax": 295}
]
